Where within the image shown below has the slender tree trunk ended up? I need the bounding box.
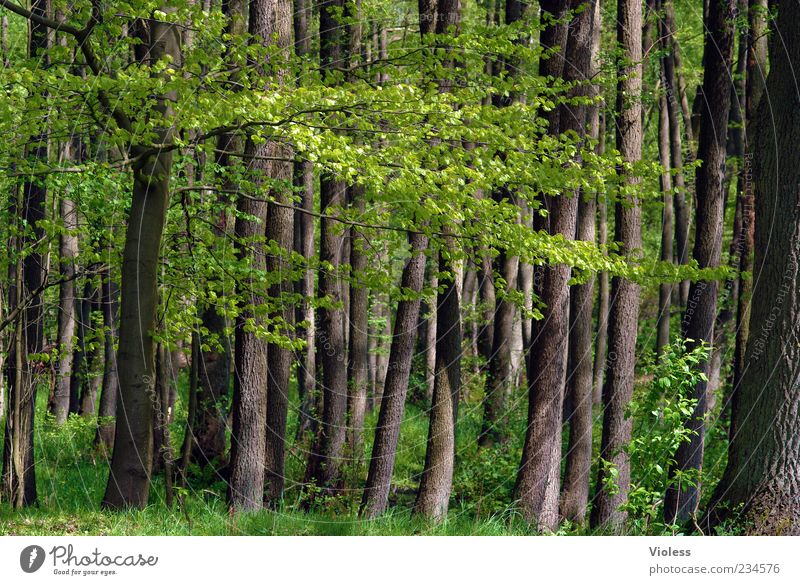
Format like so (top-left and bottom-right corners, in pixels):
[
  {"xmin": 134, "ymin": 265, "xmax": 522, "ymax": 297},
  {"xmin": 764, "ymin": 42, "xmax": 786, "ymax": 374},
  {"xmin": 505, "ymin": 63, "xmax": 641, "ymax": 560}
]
[
  {"xmin": 293, "ymin": 0, "xmax": 316, "ymax": 440},
  {"xmin": 414, "ymin": 246, "xmax": 461, "ymax": 520},
  {"xmin": 592, "ymin": 113, "xmax": 609, "ymax": 405},
  {"xmin": 706, "ymin": 1, "xmax": 800, "ymax": 532},
  {"xmin": 731, "ymin": 0, "xmax": 767, "ymax": 412},
  {"xmin": 660, "ymin": 1, "xmax": 690, "ymax": 310},
  {"xmin": 102, "ymin": 17, "xmax": 180, "ymax": 509},
  {"xmin": 4, "ymin": 0, "xmax": 49, "ymax": 507},
  {"xmin": 95, "ymin": 263, "xmax": 119, "ymax": 452},
  {"xmin": 347, "ymin": 190, "xmax": 369, "ymax": 458},
  {"xmin": 590, "ymin": 0, "xmax": 643, "ymax": 531},
  {"xmin": 52, "ymin": 151, "xmax": 79, "ymax": 424},
  {"xmin": 479, "ymin": 241, "xmax": 518, "ymax": 446},
  {"xmin": 656, "ymin": 90, "xmax": 674, "ymax": 355},
  {"xmin": 664, "ymin": 0, "xmax": 735, "ymax": 526},
  {"xmin": 361, "ymin": 231, "xmax": 428, "ymax": 519},
  {"xmin": 305, "ymin": 0, "xmax": 349, "ymax": 494}
]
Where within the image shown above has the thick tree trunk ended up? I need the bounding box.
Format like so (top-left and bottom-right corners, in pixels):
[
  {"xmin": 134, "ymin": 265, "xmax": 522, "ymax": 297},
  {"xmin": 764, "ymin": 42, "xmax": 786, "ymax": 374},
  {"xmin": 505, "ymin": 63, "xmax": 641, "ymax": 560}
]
[
  {"xmin": 229, "ymin": 0, "xmax": 293, "ymax": 510},
  {"xmin": 664, "ymin": 0, "xmax": 735, "ymax": 526},
  {"xmin": 706, "ymin": 1, "xmax": 800, "ymax": 533},
  {"xmin": 361, "ymin": 231, "xmax": 428, "ymax": 518},
  {"xmin": 515, "ymin": 0, "xmax": 578, "ymax": 532},
  {"xmin": 414, "ymin": 247, "xmax": 461, "ymax": 520},
  {"xmin": 262, "ymin": 0, "xmax": 295, "ymax": 506},
  {"xmin": 102, "ymin": 17, "xmax": 180, "ymax": 510},
  {"xmin": 590, "ymin": 0, "xmax": 643, "ymax": 531}
]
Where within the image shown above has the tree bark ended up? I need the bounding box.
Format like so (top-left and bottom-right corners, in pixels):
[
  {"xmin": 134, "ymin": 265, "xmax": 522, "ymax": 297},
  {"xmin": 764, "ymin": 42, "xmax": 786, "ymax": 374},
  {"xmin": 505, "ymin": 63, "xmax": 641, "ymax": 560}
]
[
  {"xmin": 262, "ymin": 0, "xmax": 296, "ymax": 506},
  {"xmin": 52, "ymin": 155, "xmax": 79, "ymax": 425},
  {"xmin": 102, "ymin": 16, "xmax": 181, "ymax": 510},
  {"xmin": 414, "ymin": 246, "xmax": 461, "ymax": 520},
  {"xmin": 590, "ymin": 0, "xmax": 643, "ymax": 531},
  {"xmin": 304, "ymin": 0, "xmax": 349, "ymax": 494},
  {"xmin": 706, "ymin": 0, "xmax": 800, "ymax": 533},
  {"xmin": 560, "ymin": 0, "xmax": 601, "ymax": 525},
  {"xmin": 664, "ymin": 0, "xmax": 735, "ymax": 526},
  {"xmin": 361, "ymin": 231, "xmax": 428, "ymax": 518}
]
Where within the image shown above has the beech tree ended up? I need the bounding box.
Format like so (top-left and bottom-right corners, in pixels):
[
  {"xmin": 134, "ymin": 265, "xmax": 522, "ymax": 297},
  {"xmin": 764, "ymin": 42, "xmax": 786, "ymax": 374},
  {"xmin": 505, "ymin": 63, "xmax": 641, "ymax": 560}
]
[{"xmin": 706, "ymin": 0, "xmax": 800, "ymax": 534}]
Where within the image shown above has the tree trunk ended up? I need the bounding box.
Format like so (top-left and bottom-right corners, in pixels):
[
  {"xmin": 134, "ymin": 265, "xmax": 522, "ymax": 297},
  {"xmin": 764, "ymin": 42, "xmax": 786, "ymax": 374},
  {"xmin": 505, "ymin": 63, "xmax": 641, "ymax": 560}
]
[
  {"xmin": 664, "ymin": 0, "xmax": 735, "ymax": 526},
  {"xmin": 4, "ymin": 0, "xmax": 49, "ymax": 507},
  {"xmin": 361, "ymin": 231, "xmax": 428, "ymax": 518},
  {"xmin": 731, "ymin": 0, "xmax": 767, "ymax": 412},
  {"xmin": 515, "ymin": 0, "xmax": 576, "ymax": 532},
  {"xmin": 52, "ymin": 159, "xmax": 79, "ymax": 425},
  {"xmin": 656, "ymin": 89, "xmax": 674, "ymax": 355},
  {"xmin": 478, "ymin": 241, "xmax": 518, "ymax": 446},
  {"xmin": 560, "ymin": 0, "xmax": 601, "ymax": 525},
  {"xmin": 262, "ymin": 0, "xmax": 296, "ymax": 506},
  {"xmin": 304, "ymin": 0, "xmax": 349, "ymax": 494},
  {"xmin": 95, "ymin": 264, "xmax": 119, "ymax": 452},
  {"xmin": 590, "ymin": 0, "xmax": 643, "ymax": 531},
  {"xmin": 293, "ymin": 0, "xmax": 316, "ymax": 441},
  {"xmin": 706, "ymin": 1, "xmax": 800, "ymax": 533},
  {"xmin": 414, "ymin": 246, "xmax": 461, "ymax": 520},
  {"xmin": 102, "ymin": 17, "xmax": 180, "ymax": 509},
  {"xmin": 347, "ymin": 188, "xmax": 369, "ymax": 460},
  {"xmin": 229, "ymin": 0, "xmax": 293, "ymax": 510}
]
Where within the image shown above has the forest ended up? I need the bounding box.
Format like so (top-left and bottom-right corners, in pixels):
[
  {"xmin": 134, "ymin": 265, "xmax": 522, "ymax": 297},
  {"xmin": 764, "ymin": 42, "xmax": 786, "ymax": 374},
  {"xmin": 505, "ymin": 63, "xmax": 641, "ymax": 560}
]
[{"xmin": 0, "ymin": 0, "xmax": 797, "ymax": 537}]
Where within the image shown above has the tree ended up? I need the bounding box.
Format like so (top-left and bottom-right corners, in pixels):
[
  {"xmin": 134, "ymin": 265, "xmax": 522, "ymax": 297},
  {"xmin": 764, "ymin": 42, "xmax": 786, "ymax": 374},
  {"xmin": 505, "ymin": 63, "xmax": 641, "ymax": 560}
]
[
  {"xmin": 304, "ymin": 0, "xmax": 349, "ymax": 494},
  {"xmin": 664, "ymin": 0, "xmax": 736, "ymax": 526},
  {"xmin": 590, "ymin": 0, "xmax": 643, "ymax": 531},
  {"xmin": 262, "ymin": 0, "xmax": 296, "ymax": 506},
  {"xmin": 228, "ymin": 0, "xmax": 294, "ymax": 510},
  {"xmin": 2, "ymin": 0, "xmax": 49, "ymax": 508},
  {"xmin": 706, "ymin": 0, "xmax": 800, "ymax": 534},
  {"xmin": 414, "ymin": 0, "xmax": 463, "ymax": 521},
  {"xmin": 515, "ymin": 0, "xmax": 577, "ymax": 531},
  {"xmin": 560, "ymin": 0, "xmax": 601, "ymax": 525},
  {"xmin": 103, "ymin": 15, "xmax": 182, "ymax": 510}
]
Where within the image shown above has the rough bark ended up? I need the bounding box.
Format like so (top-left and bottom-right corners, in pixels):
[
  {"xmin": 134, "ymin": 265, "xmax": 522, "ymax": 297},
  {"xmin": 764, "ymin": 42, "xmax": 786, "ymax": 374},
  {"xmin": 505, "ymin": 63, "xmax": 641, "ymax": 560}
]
[
  {"xmin": 3, "ymin": 0, "xmax": 48, "ymax": 508},
  {"xmin": 664, "ymin": 0, "xmax": 735, "ymax": 526},
  {"xmin": 414, "ymin": 247, "xmax": 461, "ymax": 520},
  {"xmin": 590, "ymin": 0, "xmax": 643, "ymax": 531},
  {"xmin": 261, "ymin": 0, "xmax": 295, "ymax": 506},
  {"xmin": 361, "ymin": 231, "xmax": 428, "ymax": 518},
  {"xmin": 304, "ymin": 0, "xmax": 349, "ymax": 494},
  {"xmin": 293, "ymin": 0, "xmax": 317, "ymax": 441},
  {"xmin": 706, "ymin": 1, "xmax": 800, "ymax": 533},
  {"xmin": 560, "ymin": 0, "xmax": 601, "ymax": 525}
]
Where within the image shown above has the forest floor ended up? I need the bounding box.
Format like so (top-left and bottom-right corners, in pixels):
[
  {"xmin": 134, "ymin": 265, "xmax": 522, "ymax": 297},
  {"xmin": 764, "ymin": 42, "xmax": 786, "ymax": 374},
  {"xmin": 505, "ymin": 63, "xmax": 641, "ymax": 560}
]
[
  {"xmin": 0, "ymin": 366, "xmax": 726, "ymax": 536},
  {"xmin": 0, "ymin": 372, "xmax": 551, "ymax": 536}
]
